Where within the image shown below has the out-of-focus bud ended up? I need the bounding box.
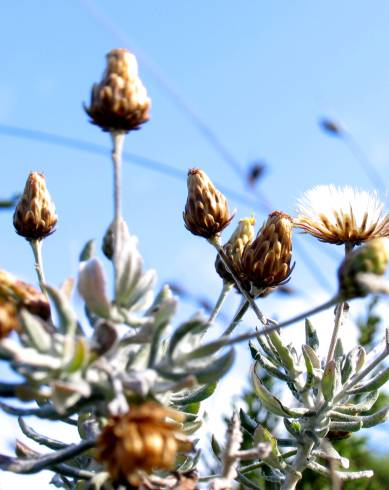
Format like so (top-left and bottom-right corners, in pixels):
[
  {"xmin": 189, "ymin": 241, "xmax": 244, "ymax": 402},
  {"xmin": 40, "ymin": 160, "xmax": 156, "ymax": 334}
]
[
  {"xmin": 96, "ymin": 402, "xmax": 191, "ymax": 486},
  {"xmin": 319, "ymin": 117, "xmax": 344, "ymax": 137},
  {"xmin": 78, "ymin": 258, "xmax": 111, "ymax": 318},
  {"xmin": 215, "ymin": 217, "xmax": 255, "ymax": 284},
  {"xmin": 13, "ymin": 172, "xmax": 57, "ymax": 241},
  {"xmin": 0, "ymin": 270, "xmax": 51, "ymax": 320},
  {"xmin": 240, "ymin": 211, "xmax": 293, "ymax": 293},
  {"xmin": 85, "ymin": 48, "xmax": 151, "ymax": 133},
  {"xmin": 183, "ymin": 168, "xmax": 234, "ymax": 239},
  {"xmin": 0, "ymin": 299, "xmax": 19, "ymax": 338},
  {"xmin": 338, "ymin": 238, "xmax": 389, "ymax": 299}
]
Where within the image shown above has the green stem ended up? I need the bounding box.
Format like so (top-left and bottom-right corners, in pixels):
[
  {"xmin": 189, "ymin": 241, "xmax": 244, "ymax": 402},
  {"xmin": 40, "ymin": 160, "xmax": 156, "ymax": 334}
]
[
  {"xmin": 110, "ymin": 130, "xmax": 125, "ymax": 293},
  {"xmin": 223, "ymin": 298, "xmax": 249, "ymax": 336},
  {"xmin": 209, "ymin": 236, "xmax": 272, "ymax": 327},
  {"xmin": 30, "ymin": 239, "xmax": 47, "ymax": 297},
  {"xmin": 326, "ymin": 243, "xmax": 353, "ymax": 365},
  {"xmin": 208, "ymin": 282, "xmax": 233, "ymax": 324}
]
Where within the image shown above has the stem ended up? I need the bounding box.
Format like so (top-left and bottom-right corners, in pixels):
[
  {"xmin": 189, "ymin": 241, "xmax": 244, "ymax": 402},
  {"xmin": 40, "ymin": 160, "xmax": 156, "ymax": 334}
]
[
  {"xmin": 110, "ymin": 130, "xmax": 125, "ymax": 290},
  {"xmin": 281, "ymin": 439, "xmax": 314, "ymax": 490},
  {"xmin": 30, "ymin": 239, "xmax": 47, "ymax": 297},
  {"xmin": 325, "ymin": 243, "xmax": 353, "ymax": 365},
  {"xmin": 208, "ymin": 282, "xmax": 233, "ymax": 324},
  {"xmin": 209, "ymin": 237, "xmax": 272, "ymax": 326},
  {"xmin": 223, "ymin": 298, "xmax": 249, "ymax": 336}
]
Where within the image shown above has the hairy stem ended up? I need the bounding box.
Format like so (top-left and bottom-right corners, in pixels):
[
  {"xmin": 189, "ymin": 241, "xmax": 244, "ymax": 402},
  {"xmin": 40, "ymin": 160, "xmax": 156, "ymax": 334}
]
[
  {"xmin": 30, "ymin": 239, "xmax": 47, "ymax": 297},
  {"xmin": 281, "ymin": 439, "xmax": 315, "ymax": 490},
  {"xmin": 209, "ymin": 237, "xmax": 272, "ymax": 327},
  {"xmin": 208, "ymin": 282, "xmax": 233, "ymax": 324},
  {"xmin": 110, "ymin": 130, "xmax": 125, "ymax": 291},
  {"xmin": 326, "ymin": 242, "xmax": 353, "ymax": 365}
]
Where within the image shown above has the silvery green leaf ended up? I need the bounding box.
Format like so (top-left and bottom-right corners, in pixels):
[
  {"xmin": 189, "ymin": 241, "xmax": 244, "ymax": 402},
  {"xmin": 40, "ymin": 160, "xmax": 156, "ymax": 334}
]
[
  {"xmin": 147, "ymin": 320, "xmax": 170, "ymax": 368},
  {"xmin": 78, "ymin": 258, "xmax": 111, "ymax": 318},
  {"xmin": 171, "ymin": 383, "xmax": 217, "ymax": 405},
  {"xmin": 1, "ymin": 338, "xmax": 61, "ymax": 369},
  {"xmin": 267, "ymin": 331, "xmax": 297, "ymax": 374},
  {"xmin": 63, "ymin": 337, "xmax": 90, "ymax": 373},
  {"xmin": 255, "ymin": 351, "xmax": 289, "ymax": 381},
  {"xmin": 253, "ymin": 425, "xmax": 284, "ymax": 470},
  {"xmin": 347, "ymin": 366, "xmax": 389, "ymax": 394},
  {"xmin": 336, "ymin": 391, "xmax": 379, "ymax": 414},
  {"xmin": 211, "ymin": 434, "xmax": 222, "ymax": 460},
  {"xmin": 356, "ymin": 346, "xmax": 366, "ymax": 372},
  {"xmin": 239, "ymin": 408, "xmax": 257, "ymax": 434},
  {"xmin": 341, "ymin": 346, "xmax": 363, "ymax": 384},
  {"xmin": 115, "ymin": 223, "xmax": 156, "ymax": 311},
  {"xmin": 334, "ymin": 338, "xmax": 344, "ymax": 360},
  {"xmin": 251, "ymin": 363, "xmax": 292, "ymax": 417},
  {"xmin": 329, "ymin": 420, "xmax": 363, "ymax": 432},
  {"xmin": 321, "ymin": 360, "xmax": 337, "ymax": 402},
  {"xmin": 45, "ymin": 285, "xmax": 78, "ymax": 336},
  {"xmin": 51, "ymin": 379, "xmax": 91, "ymax": 415},
  {"xmin": 19, "ymin": 309, "xmax": 52, "ymax": 353},
  {"xmin": 79, "ymin": 239, "xmax": 95, "ymax": 262},
  {"xmin": 182, "ymin": 419, "xmax": 202, "ymax": 435},
  {"xmin": 360, "ymin": 403, "xmax": 389, "ymax": 428},
  {"xmin": 301, "ymin": 344, "xmax": 321, "ymax": 370},
  {"xmin": 305, "ymin": 319, "xmax": 319, "ymax": 351},
  {"xmin": 168, "ymin": 314, "xmax": 209, "ymax": 359}
]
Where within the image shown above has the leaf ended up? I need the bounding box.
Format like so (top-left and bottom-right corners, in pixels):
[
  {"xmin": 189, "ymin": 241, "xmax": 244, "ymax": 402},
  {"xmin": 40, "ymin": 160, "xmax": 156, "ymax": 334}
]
[
  {"xmin": 45, "ymin": 285, "xmax": 78, "ymax": 336},
  {"xmin": 19, "ymin": 309, "xmax": 52, "ymax": 353},
  {"xmin": 336, "ymin": 391, "xmax": 379, "ymax": 414},
  {"xmin": 267, "ymin": 331, "xmax": 296, "ymax": 374},
  {"xmin": 168, "ymin": 315, "xmax": 209, "ymax": 359},
  {"xmin": 347, "ymin": 366, "xmax": 389, "ymax": 394},
  {"xmin": 77, "ymin": 259, "xmax": 111, "ymax": 318},
  {"xmin": 253, "ymin": 425, "xmax": 284, "ymax": 470},
  {"xmin": 79, "ymin": 239, "xmax": 95, "ymax": 262},
  {"xmin": 171, "ymin": 383, "xmax": 217, "ymax": 405},
  {"xmin": 305, "ymin": 319, "xmax": 319, "ymax": 351},
  {"xmin": 321, "ymin": 360, "xmax": 338, "ymax": 402}
]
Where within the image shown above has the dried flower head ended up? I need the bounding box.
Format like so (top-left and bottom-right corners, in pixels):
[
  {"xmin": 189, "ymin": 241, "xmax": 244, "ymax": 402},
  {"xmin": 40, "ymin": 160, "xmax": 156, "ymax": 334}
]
[
  {"xmin": 215, "ymin": 216, "xmax": 255, "ymax": 284},
  {"xmin": 85, "ymin": 48, "xmax": 151, "ymax": 133},
  {"xmin": 183, "ymin": 168, "xmax": 234, "ymax": 239},
  {"xmin": 96, "ymin": 402, "xmax": 191, "ymax": 486},
  {"xmin": 13, "ymin": 172, "xmax": 57, "ymax": 241},
  {"xmin": 240, "ymin": 211, "xmax": 293, "ymax": 292},
  {"xmin": 0, "ymin": 270, "xmax": 51, "ymax": 320},
  {"xmin": 338, "ymin": 238, "xmax": 389, "ymax": 299},
  {"xmin": 0, "ymin": 299, "xmax": 19, "ymax": 338},
  {"xmin": 295, "ymin": 185, "xmax": 389, "ymax": 245}
]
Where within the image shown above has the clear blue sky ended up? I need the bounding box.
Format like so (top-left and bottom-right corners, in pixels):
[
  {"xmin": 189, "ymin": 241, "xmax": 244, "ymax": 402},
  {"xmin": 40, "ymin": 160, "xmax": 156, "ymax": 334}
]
[{"xmin": 1, "ymin": 1, "xmax": 389, "ymax": 486}]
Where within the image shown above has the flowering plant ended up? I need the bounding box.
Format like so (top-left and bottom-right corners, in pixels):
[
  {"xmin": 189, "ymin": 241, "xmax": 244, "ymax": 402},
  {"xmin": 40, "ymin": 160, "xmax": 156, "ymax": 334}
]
[{"xmin": 1, "ymin": 49, "xmax": 389, "ymax": 490}]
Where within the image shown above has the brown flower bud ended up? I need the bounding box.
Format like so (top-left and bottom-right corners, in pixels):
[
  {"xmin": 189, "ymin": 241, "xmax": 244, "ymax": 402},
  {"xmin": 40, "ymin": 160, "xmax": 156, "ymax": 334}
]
[
  {"xmin": 85, "ymin": 48, "xmax": 151, "ymax": 133},
  {"xmin": 13, "ymin": 172, "xmax": 57, "ymax": 241},
  {"xmin": 215, "ymin": 216, "xmax": 255, "ymax": 283},
  {"xmin": 96, "ymin": 402, "xmax": 191, "ymax": 486},
  {"xmin": 240, "ymin": 211, "xmax": 293, "ymax": 292},
  {"xmin": 0, "ymin": 270, "xmax": 51, "ymax": 320},
  {"xmin": 0, "ymin": 299, "xmax": 19, "ymax": 338},
  {"xmin": 183, "ymin": 168, "xmax": 234, "ymax": 239},
  {"xmin": 338, "ymin": 238, "xmax": 389, "ymax": 299}
]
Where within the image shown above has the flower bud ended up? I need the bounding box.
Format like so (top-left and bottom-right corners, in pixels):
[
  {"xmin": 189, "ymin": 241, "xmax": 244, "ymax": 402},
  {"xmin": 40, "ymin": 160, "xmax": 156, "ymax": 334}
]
[
  {"xmin": 240, "ymin": 211, "xmax": 293, "ymax": 292},
  {"xmin": 96, "ymin": 402, "xmax": 191, "ymax": 486},
  {"xmin": 0, "ymin": 299, "xmax": 19, "ymax": 338},
  {"xmin": 183, "ymin": 168, "xmax": 234, "ymax": 239},
  {"xmin": 215, "ymin": 216, "xmax": 255, "ymax": 284},
  {"xmin": 85, "ymin": 48, "xmax": 151, "ymax": 133},
  {"xmin": 338, "ymin": 238, "xmax": 389, "ymax": 299},
  {"xmin": 13, "ymin": 172, "xmax": 57, "ymax": 241},
  {"xmin": 0, "ymin": 270, "xmax": 51, "ymax": 320}
]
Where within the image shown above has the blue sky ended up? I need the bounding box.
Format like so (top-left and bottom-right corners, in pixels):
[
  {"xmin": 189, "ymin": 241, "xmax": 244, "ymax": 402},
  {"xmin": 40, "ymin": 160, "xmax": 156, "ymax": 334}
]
[{"xmin": 1, "ymin": 1, "xmax": 389, "ymax": 486}]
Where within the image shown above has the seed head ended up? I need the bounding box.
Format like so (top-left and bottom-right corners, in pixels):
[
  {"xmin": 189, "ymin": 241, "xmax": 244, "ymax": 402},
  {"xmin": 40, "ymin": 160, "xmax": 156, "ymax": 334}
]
[
  {"xmin": 215, "ymin": 216, "xmax": 255, "ymax": 284},
  {"xmin": 0, "ymin": 299, "xmax": 19, "ymax": 338},
  {"xmin": 183, "ymin": 168, "xmax": 234, "ymax": 239},
  {"xmin": 240, "ymin": 211, "xmax": 293, "ymax": 292},
  {"xmin": 13, "ymin": 172, "xmax": 57, "ymax": 241},
  {"xmin": 85, "ymin": 48, "xmax": 151, "ymax": 133},
  {"xmin": 0, "ymin": 269, "xmax": 51, "ymax": 320},
  {"xmin": 338, "ymin": 238, "xmax": 389, "ymax": 299},
  {"xmin": 96, "ymin": 402, "xmax": 191, "ymax": 486},
  {"xmin": 295, "ymin": 185, "xmax": 389, "ymax": 245}
]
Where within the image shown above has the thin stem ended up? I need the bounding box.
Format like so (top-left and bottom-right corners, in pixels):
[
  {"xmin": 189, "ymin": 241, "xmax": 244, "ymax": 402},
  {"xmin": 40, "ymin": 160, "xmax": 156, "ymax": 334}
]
[
  {"xmin": 325, "ymin": 243, "xmax": 353, "ymax": 365},
  {"xmin": 30, "ymin": 239, "xmax": 47, "ymax": 297},
  {"xmin": 223, "ymin": 298, "xmax": 249, "ymax": 336},
  {"xmin": 110, "ymin": 130, "xmax": 125, "ymax": 290},
  {"xmin": 209, "ymin": 237, "xmax": 272, "ymax": 326},
  {"xmin": 280, "ymin": 440, "xmax": 315, "ymax": 490},
  {"xmin": 208, "ymin": 282, "xmax": 233, "ymax": 324}
]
